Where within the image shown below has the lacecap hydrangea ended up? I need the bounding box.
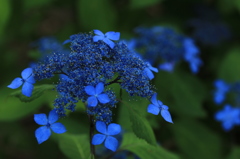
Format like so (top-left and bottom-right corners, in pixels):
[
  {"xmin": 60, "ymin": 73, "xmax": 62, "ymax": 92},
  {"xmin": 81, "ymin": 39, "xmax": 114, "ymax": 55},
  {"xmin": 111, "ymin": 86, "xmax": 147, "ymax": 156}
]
[
  {"xmin": 8, "ymin": 30, "xmax": 173, "ymax": 151},
  {"xmin": 126, "ymin": 26, "xmax": 202, "ymax": 73},
  {"xmin": 213, "ymin": 79, "xmax": 240, "ymax": 131}
]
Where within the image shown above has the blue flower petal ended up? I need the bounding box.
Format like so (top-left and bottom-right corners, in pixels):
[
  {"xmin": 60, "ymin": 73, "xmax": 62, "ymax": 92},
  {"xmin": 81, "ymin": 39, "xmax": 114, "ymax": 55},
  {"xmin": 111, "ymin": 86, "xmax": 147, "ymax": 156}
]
[
  {"xmin": 62, "ymin": 39, "xmax": 71, "ymax": 45},
  {"xmin": 97, "ymin": 94, "xmax": 110, "ymax": 104},
  {"xmin": 107, "ymin": 123, "xmax": 121, "ymax": 136},
  {"xmin": 105, "ymin": 31, "xmax": 120, "ymax": 41},
  {"xmin": 48, "ymin": 110, "xmax": 59, "ymax": 124},
  {"xmin": 34, "ymin": 114, "xmax": 48, "ymax": 125},
  {"xmin": 93, "ymin": 30, "xmax": 104, "ymax": 36},
  {"xmin": 50, "ymin": 123, "xmax": 67, "ymax": 134},
  {"xmin": 222, "ymin": 121, "xmax": 233, "ymax": 131},
  {"xmin": 26, "ymin": 75, "xmax": 36, "ymax": 84},
  {"xmin": 215, "ymin": 111, "xmax": 224, "ymax": 120},
  {"xmin": 104, "ymin": 136, "xmax": 118, "ymax": 152},
  {"xmin": 35, "ymin": 126, "xmax": 51, "ymax": 144},
  {"xmin": 92, "ymin": 134, "xmax": 106, "ymax": 145},
  {"xmin": 87, "ymin": 96, "xmax": 98, "ymax": 107},
  {"xmin": 22, "ymin": 82, "xmax": 34, "ymax": 97},
  {"xmin": 21, "ymin": 68, "xmax": 33, "ymax": 80},
  {"xmin": 96, "ymin": 121, "xmax": 107, "ymax": 134},
  {"xmin": 144, "ymin": 68, "xmax": 154, "ymax": 80},
  {"xmin": 160, "ymin": 105, "xmax": 173, "ymax": 123},
  {"xmin": 157, "ymin": 100, "xmax": 163, "ymax": 106},
  {"xmin": 93, "ymin": 35, "xmax": 104, "ymax": 42},
  {"xmin": 147, "ymin": 104, "xmax": 160, "ymax": 115},
  {"xmin": 85, "ymin": 86, "xmax": 96, "ymax": 96},
  {"xmin": 149, "ymin": 66, "xmax": 158, "ymax": 73},
  {"xmin": 150, "ymin": 93, "xmax": 159, "ymax": 107},
  {"xmin": 7, "ymin": 77, "xmax": 23, "ymax": 89},
  {"xmin": 103, "ymin": 38, "xmax": 115, "ymax": 49},
  {"xmin": 95, "ymin": 82, "xmax": 104, "ymax": 95},
  {"xmin": 159, "ymin": 62, "xmax": 175, "ymax": 72}
]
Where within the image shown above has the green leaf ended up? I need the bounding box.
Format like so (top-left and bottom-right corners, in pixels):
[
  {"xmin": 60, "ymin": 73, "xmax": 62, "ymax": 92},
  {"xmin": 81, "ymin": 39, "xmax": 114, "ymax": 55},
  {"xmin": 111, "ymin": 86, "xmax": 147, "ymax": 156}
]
[
  {"xmin": 218, "ymin": 47, "xmax": 240, "ymax": 82},
  {"xmin": 171, "ymin": 119, "xmax": 222, "ymax": 159},
  {"xmin": 10, "ymin": 84, "xmax": 55, "ymax": 102},
  {"xmin": 77, "ymin": 0, "xmax": 117, "ymax": 31},
  {"xmin": 155, "ymin": 71, "xmax": 206, "ymax": 118},
  {"xmin": 130, "ymin": 0, "xmax": 162, "ymax": 9},
  {"xmin": 122, "ymin": 101, "xmax": 157, "ymax": 146},
  {"xmin": 23, "ymin": 0, "xmax": 54, "ymax": 10},
  {"xmin": 58, "ymin": 133, "xmax": 91, "ymax": 159},
  {"xmin": 226, "ymin": 147, "xmax": 240, "ymax": 159},
  {"xmin": 0, "ymin": 86, "xmax": 54, "ymax": 121},
  {"xmin": 0, "ymin": 0, "xmax": 11, "ymax": 37},
  {"xmin": 217, "ymin": 0, "xmax": 236, "ymax": 14},
  {"xmin": 120, "ymin": 132, "xmax": 179, "ymax": 159}
]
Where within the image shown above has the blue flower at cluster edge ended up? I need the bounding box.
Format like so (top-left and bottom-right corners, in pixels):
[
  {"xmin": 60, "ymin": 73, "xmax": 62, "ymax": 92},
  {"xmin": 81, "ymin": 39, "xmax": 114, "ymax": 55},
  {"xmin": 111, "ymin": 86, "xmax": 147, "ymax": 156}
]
[
  {"xmin": 147, "ymin": 93, "xmax": 173, "ymax": 123},
  {"xmin": 34, "ymin": 110, "xmax": 67, "ymax": 144},
  {"xmin": 92, "ymin": 121, "xmax": 121, "ymax": 151},
  {"xmin": 7, "ymin": 68, "xmax": 35, "ymax": 97}
]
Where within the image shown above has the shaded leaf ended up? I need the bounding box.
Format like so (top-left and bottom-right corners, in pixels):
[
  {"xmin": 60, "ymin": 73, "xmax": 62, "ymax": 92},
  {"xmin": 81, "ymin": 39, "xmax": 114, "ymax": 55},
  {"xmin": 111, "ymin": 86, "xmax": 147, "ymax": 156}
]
[
  {"xmin": 218, "ymin": 47, "xmax": 240, "ymax": 82},
  {"xmin": 0, "ymin": 87, "xmax": 55, "ymax": 121},
  {"xmin": 226, "ymin": 147, "xmax": 240, "ymax": 159},
  {"xmin": 10, "ymin": 84, "xmax": 55, "ymax": 102},
  {"xmin": 0, "ymin": 0, "xmax": 11, "ymax": 37},
  {"xmin": 120, "ymin": 132, "xmax": 179, "ymax": 159},
  {"xmin": 130, "ymin": 0, "xmax": 162, "ymax": 9},
  {"xmin": 155, "ymin": 71, "xmax": 206, "ymax": 118},
  {"xmin": 122, "ymin": 101, "xmax": 157, "ymax": 146},
  {"xmin": 170, "ymin": 119, "xmax": 222, "ymax": 159},
  {"xmin": 58, "ymin": 133, "xmax": 91, "ymax": 159},
  {"xmin": 23, "ymin": 0, "xmax": 54, "ymax": 10}
]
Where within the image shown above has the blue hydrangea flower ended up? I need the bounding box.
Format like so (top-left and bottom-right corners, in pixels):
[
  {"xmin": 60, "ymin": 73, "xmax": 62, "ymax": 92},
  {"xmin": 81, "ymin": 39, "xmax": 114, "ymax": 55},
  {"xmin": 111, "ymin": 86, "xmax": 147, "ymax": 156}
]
[
  {"xmin": 132, "ymin": 26, "xmax": 202, "ymax": 74},
  {"xmin": 158, "ymin": 62, "xmax": 175, "ymax": 72},
  {"xmin": 92, "ymin": 121, "xmax": 121, "ymax": 152},
  {"xmin": 93, "ymin": 30, "xmax": 120, "ymax": 49},
  {"xmin": 215, "ymin": 105, "xmax": 240, "ymax": 131},
  {"xmin": 143, "ymin": 63, "xmax": 158, "ymax": 80},
  {"xmin": 213, "ymin": 80, "xmax": 230, "ymax": 105},
  {"xmin": 183, "ymin": 38, "xmax": 202, "ymax": 73},
  {"xmin": 7, "ymin": 68, "xmax": 35, "ymax": 97},
  {"xmin": 34, "ymin": 31, "xmax": 156, "ymax": 121},
  {"xmin": 34, "ymin": 110, "xmax": 67, "ymax": 144},
  {"xmin": 85, "ymin": 82, "xmax": 110, "ymax": 107},
  {"xmin": 147, "ymin": 93, "xmax": 173, "ymax": 123}
]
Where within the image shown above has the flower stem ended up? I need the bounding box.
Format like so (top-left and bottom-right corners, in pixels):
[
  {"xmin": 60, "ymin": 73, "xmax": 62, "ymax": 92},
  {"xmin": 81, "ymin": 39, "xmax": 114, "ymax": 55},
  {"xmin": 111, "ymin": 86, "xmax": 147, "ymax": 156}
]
[{"xmin": 89, "ymin": 114, "xmax": 95, "ymax": 158}]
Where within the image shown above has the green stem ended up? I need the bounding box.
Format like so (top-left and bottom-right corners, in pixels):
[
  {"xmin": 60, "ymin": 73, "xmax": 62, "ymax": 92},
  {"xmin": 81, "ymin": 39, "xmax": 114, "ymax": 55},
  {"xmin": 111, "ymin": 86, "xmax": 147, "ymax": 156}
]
[{"xmin": 89, "ymin": 114, "xmax": 95, "ymax": 158}]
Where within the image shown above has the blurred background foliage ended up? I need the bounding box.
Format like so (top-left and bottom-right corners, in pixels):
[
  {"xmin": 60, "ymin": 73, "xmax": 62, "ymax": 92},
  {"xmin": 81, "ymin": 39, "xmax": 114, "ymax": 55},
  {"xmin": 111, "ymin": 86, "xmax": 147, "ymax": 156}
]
[{"xmin": 0, "ymin": 0, "xmax": 240, "ymax": 158}]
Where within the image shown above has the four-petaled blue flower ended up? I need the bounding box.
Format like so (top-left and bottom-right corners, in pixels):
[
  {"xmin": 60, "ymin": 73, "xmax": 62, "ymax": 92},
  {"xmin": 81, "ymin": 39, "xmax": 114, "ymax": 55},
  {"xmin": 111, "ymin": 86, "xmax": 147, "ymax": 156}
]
[
  {"xmin": 85, "ymin": 82, "xmax": 110, "ymax": 107},
  {"xmin": 93, "ymin": 30, "xmax": 120, "ymax": 49},
  {"xmin": 147, "ymin": 93, "xmax": 173, "ymax": 123},
  {"xmin": 143, "ymin": 63, "xmax": 158, "ymax": 80},
  {"xmin": 92, "ymin": 121, "xmax": 121, "ymax": 152},
  {"xmin": 215, "ymin": 105, "xmax": 240, "ymax": 131},
  {"xmin": 34, "ymin": 110, "xmax": 67, "ymax": 144},
  {"xmin": 8, "ymin": 68, "xmax": 35, "ymax": 97}
]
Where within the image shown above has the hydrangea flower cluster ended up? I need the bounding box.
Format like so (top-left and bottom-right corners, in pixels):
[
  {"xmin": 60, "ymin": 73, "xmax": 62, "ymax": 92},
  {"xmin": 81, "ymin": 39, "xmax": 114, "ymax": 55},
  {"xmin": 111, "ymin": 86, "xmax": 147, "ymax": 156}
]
[
  {"xmin": 8, "ymin": 30, "xmax": 173, "ymax": 151},
  {"xmin": 127, "ymin": 26, "xmax": 202, "ymax": 73},
  {"xmin": 213, "ymin": 79, "xmax": 240, "ymax": 131}
]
